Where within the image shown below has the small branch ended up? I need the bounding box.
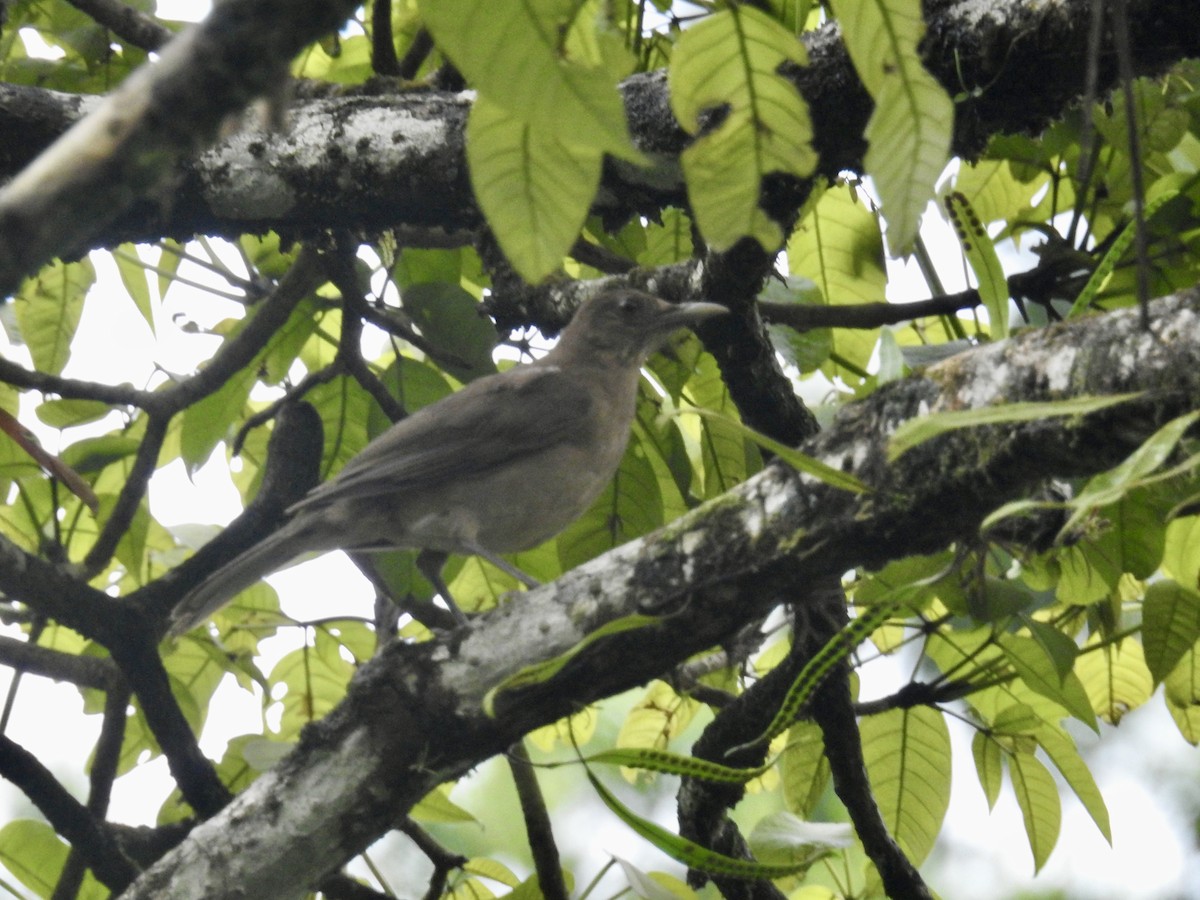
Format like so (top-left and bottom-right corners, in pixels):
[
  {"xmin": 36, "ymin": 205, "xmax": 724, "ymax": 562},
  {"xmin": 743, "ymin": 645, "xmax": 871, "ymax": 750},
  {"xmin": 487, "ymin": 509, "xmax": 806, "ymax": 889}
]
[
  {"xmin": 399, "ymin": 817, "xmax": 467, "ymax": 900},
  {"xmin": 759, "ymin": 289, "xmax": 980, "ymax": 332},
  {"xmin": 0, "ymin": 358, "xmax": 151, "ymax": 407},
  {"xmin": 65, "ymin": 0, "xmax": 174, "ymax": 51},
  {"xmin": 370, "ymin": 0, "xmax": 400, "ymax": 75},
  {"xmin": 0, "ymin": 735, "xmax": 139, "ymax": 892},
  {"xmin": 83, "ymin": 412, "xmax": 169, "ymax": 576},
  {"xmin": 800, "ymin": 586, "xmax": 933, "ymax": 900},
  {"xmin": 153, "ymin": 246, "xmax": 325, "ymax": 415},
  {"xmin": 0, "ymin": 633, "xmax": 119, "ymax": 691},
  {"xmin": 319, "ymin": 872, "xmax": 394, "ymax": 900},
  {"xmin": 323, "ymin": 244, "xmax": 408, "ymax": 424},
  {"xmin": 53, "ymin": 682, "xmax": 132, "ymax": 900},
  {"xmin": 109, "ymin": 633, "xmax": 231, "ymax": 818},
  {"xmin": 507, "ymin": 741, "xmax": 569, "ymax": 900},
  {"xmin": 397, "ymin": 29, "xmax": 434, "ymax": 80}
]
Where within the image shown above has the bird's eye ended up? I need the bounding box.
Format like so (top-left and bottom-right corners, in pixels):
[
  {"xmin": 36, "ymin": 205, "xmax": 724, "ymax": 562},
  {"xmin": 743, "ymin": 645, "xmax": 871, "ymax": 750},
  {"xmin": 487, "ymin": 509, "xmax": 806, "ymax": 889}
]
[{"xmin": 618, "ymin": 296, "xmax": 640, "ymax": 316}]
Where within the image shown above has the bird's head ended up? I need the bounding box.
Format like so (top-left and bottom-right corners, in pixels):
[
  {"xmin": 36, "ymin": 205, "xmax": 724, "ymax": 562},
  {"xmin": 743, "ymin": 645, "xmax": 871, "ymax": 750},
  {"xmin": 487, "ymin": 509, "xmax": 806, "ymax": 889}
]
[{"xmin": 552, "ymin": 288, "xmax": 727, "ymax": 367}]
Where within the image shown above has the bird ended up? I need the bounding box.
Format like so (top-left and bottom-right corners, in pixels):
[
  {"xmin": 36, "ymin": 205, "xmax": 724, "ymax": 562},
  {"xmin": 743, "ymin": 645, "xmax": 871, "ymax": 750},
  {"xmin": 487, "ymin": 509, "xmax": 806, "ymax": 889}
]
[{"xmin": 169, "ymin": 288, "xmax": 726, "ymax": 634}]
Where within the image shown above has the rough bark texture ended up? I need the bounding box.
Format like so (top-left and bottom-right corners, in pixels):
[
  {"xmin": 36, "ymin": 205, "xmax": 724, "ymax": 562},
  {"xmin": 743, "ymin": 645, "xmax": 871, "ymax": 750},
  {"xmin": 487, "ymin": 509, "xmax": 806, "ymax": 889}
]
[
  {"xmin": 114, "ymin": 288, "xmax": 1200, "ymax": 898},
  {"xmin": 1, "ymin": 0, "xmax": 1197, "ymax": 275}
]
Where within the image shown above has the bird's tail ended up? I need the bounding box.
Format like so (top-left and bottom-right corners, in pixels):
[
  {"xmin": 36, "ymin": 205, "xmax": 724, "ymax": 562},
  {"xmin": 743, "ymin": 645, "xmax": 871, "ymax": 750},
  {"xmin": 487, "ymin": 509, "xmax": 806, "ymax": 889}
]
[{"xmin": 168, "ymin": 520, "xmax": 329, "ymax": 637}]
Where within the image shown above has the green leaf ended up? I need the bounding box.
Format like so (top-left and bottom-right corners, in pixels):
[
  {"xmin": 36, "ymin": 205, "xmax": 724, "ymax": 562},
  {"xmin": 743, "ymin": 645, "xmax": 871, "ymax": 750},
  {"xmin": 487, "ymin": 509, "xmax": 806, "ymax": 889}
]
[
  {"xmin": 466, "ymin": 95, "xmax": 604, "ymax": 283},
  {"xmin": 483, "ymin": 615, "xmax": 660, "ymax": 715},
  {"xmin": 669, "ymin": 5, "xmax": 816, "ymax": 250},
  {"xmin": 888, "ymin": 393, "xmax": 1143, "ymax": 462},
  {"xmin": 741, "ymin": 583, "xmax": 925, "ymax": 752},
  {"xmin": 971, "ymin": 731, "xmax": 1003, "ymax": 809},
  {"xmin": 830, "ymin": 0, "xmax": 953, "ymax": 253},
  {"xmin": 1036, "ymin": 725, "xmax": 1111, "ymax": 842},
  {"xmin": 15, "ymin": 257, "xmax": 94, "ymax": 375},
  {"xmin": 860, "ymin": 706, "xmax": 951, "ymax": 864},
  {"xmin": 270, "ymin": 630, "xmax": 356, "ymax": 739},
  {"xmin": 1008, "ymin": 751, "xmax": 1061, "ymax": 872},
  {"xmin": 401, "ymin": 281, "xmax": 498, "ymax": 381},
  {"xmin": 35, "ymin": 397, "xmax": 112, "ymax": 429},
  {"xmin": 419, "ymin": 0, "xmax": 639, "ymax": 160},
  {"xmin": 584, "ymin": 746, "xmax": 774, "ymax": 785},
  {"xmin": 942, "ymin": 191, "xmax": 1009, "ymax": 337},
  {"xmin": 586, "ymin": 768, "xmax": 830, "ymax": 879},
  {"xmin": 0, "ymin": 819, "xmax": 101, "ymax": 899},
  {"xmin": 1162, "ymin": 640, "xmax": 1200, "ymax": 744},
  {"xmin": 1142, "ymin": 580, "xmax": 1200, "ymax": 684},
  {"xmin": 1075, "ymin": 638, "xmax": 1154, "ymax": 724},
  {"xmin": 411, "ymin": 784, "xmax": 479, "ymax": 824},
  {"xmin": 1067, "ymin": 187, "xmax": 1178, "ymax": 317},
  {"xmin": 112, "ymin": 244, "xmax": 155, "ymax": 333},
  {"xmin": 675, "ymin": 405, "xmax": 868, "ymax": 494},
  {"xmin": 1057, "ymin": 411, "xmax": 1200, "ymax": 538},
  {"xmin": 999, "ymin": 633, "xmax": 1096, "ymax": 729},
  {"xmin": 780, "ymin": 721, "xmax": 832, "ymax": 817},
  {"xmin": 179, "ymin": 362, "xmax": 256, "ymax": 473},
  {"xmin": 1163, "ymin": 514, "xmax": 1200, "ymax": 587}
]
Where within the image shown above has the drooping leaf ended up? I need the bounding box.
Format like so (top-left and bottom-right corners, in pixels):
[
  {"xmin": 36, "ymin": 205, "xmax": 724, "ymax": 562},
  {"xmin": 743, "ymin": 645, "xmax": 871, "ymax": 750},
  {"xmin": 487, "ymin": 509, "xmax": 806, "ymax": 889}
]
[
  {"xmin": 830, "ymin": 0, "xmax": 953, "ymax": 253},
  {"xmin": 466, "ymin": 96, "xmax": 604, "ymax": 283},
  {"xmin": 669, "ymin": 5, "xmax": 816, "ymax": 250},
  {"xmin": 943, "ymin": 190, "xmax": 1009, "ymax": 337},
  {"xmin": 1008, "ymin": 750, "xmax": 1062, "ymax": 872},
  {"xmin": 1142, "ymin": 580, "xmax": 1200, "ymax": 684},
  {"xmin": 15, "ymin": 257, "xmax": 94, "ymax": 375},
  {"xmin": 420, "ymin": 0, "xmax": 639, "ymax": 160},
  {"xmin": 860, "ymin": 705, "xmax": 952, "ymax": 864},
  {"xmin": 890, "ymin": 393, "xmax": 1142, "ymax": 463}
]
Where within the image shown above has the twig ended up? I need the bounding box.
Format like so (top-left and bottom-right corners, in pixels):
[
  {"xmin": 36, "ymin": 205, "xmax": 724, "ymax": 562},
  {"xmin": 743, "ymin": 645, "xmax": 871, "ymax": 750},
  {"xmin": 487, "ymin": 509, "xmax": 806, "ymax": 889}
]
[
  {"xmin": 0, "ymin": 735, "xmax": 139, "ymax": 892},
  {"xmin": 759, "ymin": 289, "xmax": 980, "ymax": 332},
  {"xmin": 64, "ymin": 0, "xmax": 173, "ymax": 51},
  {"xmin": 370, "ymin": 0, "xmax": 400, "ymax": 75},
  {"xmin": 508, "ymin": 741, "xmax": 569, "ymax": 900},
  {"xmin": 398, "ymin": 818, "xmax": 466, "ymax": 900},
  {"xmin": 397, "ymin": 29, "xmax": 434, "ymax": 80},
  {"xmin": 83, "ymin": 412, "xmax": 169, "ymax": 576},
  {"xmin": 108, "ymin": 632, "xmax": 231, "ymax": 818},
  {"xmin": 53, "ymin": 682, "xmax": 132, "ymax": 899},
  {"xmin": 0, "ymin": 634, "xmax": 120, "ymax": 690}
]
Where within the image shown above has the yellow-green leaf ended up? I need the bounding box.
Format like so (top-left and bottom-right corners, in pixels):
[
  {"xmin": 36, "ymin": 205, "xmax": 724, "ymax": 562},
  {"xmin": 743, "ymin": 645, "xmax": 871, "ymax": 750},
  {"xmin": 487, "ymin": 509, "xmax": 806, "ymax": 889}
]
[
  {"xmin": 466, "ymin": 95, "xmax": 603, "ymax": 282},
  {"xmin": 15, "ymin": 257, "xmax": 94, "ymax": 375},
  {"xmin": 1142, "ymin": 580, "xmax": 1200, "ymax": 684},
  {"xmin": 1075, "ymin": 638, "xmax": 1154, "ymax": 725},
  {"xmin": 860, "ymin": 705, "xmax": 951, "ymax": 864},
  {"xmin": 830, "ymin": 0, "xmax": 953, "ymax": 253},
  {"xmin": 1036, "ymin": 725, "xmax": 1111, "ymax": 843},
  {"xmin": 1008, "ymin": 751, "xmax": 1061, "ymax": 872},
  {"xmin": 943, "ymin": 190, "xmax": 1009, "ymax": 337},
  {"xmin": 971, "ymin": 732, "xmax": 1002, "ymax": 809},
  {"xmin": 669, "ymin": 5, "xmax": 816, "ymax": 250},
  {"xmin": 890, "ymin": 393, "xmax": 1142, "ymax": 463},
  {"xmin": 420, "ymin": 0, "xmax": 639, "ymax": 160}
]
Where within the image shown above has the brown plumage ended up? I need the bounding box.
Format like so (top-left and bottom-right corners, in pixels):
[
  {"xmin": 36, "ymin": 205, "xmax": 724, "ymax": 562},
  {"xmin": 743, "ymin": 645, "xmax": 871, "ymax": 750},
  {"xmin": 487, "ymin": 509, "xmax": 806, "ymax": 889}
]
[{"xmin": 170, "ymin": 288, "xmax": 725, "ymax": 633}]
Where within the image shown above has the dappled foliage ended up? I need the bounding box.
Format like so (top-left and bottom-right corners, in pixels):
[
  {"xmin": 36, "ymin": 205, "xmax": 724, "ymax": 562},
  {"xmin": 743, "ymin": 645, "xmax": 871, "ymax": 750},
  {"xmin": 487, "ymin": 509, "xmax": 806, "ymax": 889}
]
[{"xmin": 0, "ymin": 1, "xmax": 1199, "ymax": 899}]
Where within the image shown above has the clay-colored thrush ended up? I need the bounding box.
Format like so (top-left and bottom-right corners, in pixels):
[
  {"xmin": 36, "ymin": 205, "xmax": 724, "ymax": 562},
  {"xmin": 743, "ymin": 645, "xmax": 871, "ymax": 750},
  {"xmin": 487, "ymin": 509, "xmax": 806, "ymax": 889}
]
[{"xmin": 171, "ymin": 288, "xmax": 724, "ymax": 633}]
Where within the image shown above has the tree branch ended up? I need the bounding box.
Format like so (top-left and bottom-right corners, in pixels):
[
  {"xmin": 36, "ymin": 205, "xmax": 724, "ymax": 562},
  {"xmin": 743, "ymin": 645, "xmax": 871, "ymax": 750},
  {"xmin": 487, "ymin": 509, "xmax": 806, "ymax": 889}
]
[
  {"xmin": 0, "ymin": 0, "xmax": 362, "ymax": 295},
  {"xmin": 0, "ymin": 735, "xmax": 139, "ymax": 892},
  {"xmin": 117, "ymin": 288, "xmax": 1200, "ymax": 898}
]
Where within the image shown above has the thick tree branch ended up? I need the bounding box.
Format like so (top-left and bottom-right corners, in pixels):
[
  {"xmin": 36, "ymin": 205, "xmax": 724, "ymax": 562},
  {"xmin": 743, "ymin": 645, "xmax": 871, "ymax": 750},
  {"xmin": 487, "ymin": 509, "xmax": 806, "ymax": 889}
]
[
  {"xmin": 0, "ymin": 0, "xmax": 362, "ymax": 295},
  {"xmin": 2, "ymin": 0, "xmax": 1195, "ymax": 260},
  {"xmin": 118, "ymin": 288, "xmax": 1200, "ymax": 898}
]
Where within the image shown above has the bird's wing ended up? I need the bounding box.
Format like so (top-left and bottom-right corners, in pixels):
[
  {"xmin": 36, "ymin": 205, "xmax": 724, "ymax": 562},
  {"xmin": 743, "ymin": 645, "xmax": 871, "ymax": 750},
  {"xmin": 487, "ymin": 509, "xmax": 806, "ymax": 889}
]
[{"xmin": 290, "ymin": 365, "xmax": 595, "ymax": 512}]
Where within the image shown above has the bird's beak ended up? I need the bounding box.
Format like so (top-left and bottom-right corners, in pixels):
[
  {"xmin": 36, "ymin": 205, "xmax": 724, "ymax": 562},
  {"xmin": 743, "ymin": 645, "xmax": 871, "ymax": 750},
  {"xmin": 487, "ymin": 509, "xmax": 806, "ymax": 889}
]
[{"xmin": 656, "ymin": 300, "xmax": 728, "ymax": 330}]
